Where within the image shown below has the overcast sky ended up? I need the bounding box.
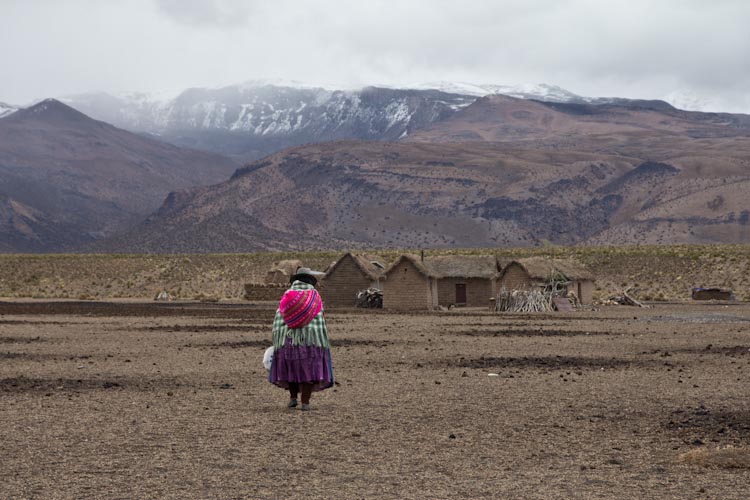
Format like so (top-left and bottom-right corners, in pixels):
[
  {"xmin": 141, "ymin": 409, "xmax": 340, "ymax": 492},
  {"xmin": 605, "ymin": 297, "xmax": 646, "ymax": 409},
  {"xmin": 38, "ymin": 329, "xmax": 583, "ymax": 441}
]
[{"xmin": 2, "ymin": 0, "xmax": 749, "ymax": 112}]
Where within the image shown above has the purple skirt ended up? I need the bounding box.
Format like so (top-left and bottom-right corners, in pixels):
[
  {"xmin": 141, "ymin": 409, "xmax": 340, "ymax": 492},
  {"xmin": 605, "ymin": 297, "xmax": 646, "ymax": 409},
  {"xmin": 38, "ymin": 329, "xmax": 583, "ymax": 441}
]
[{"xmin": 269, "ymin": 338, "xmax": 334, "ymax": 392}]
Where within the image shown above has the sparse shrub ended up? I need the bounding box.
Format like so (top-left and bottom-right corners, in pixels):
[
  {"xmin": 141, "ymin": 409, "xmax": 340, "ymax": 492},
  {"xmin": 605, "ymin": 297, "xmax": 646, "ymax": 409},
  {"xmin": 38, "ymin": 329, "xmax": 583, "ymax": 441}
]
[
  {"xmin": 193, "ymin": 292, "xmax": 219, "ymax": 302},
  {"xmin": 678, "ymin": 446, "xmax": 750, "ymax": 469}
]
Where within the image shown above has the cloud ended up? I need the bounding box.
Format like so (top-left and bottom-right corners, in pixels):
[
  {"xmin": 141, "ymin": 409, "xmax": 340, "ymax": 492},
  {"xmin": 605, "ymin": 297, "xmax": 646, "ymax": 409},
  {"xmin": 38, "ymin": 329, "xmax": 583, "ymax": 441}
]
[
  {"xmin": 154, "ymin": 0, "xmax": 258, "ymax": 28},
  {"xmin": 1, "ymin": 0, "xmax": 749, "ymax": 112}
]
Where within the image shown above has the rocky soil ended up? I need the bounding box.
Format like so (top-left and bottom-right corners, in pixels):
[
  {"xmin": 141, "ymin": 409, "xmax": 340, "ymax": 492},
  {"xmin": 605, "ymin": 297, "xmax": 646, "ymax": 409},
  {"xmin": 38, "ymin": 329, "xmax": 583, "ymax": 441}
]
[{"xmin": 1, "ymin": 301, "xmax": 749, "ymax": 499}]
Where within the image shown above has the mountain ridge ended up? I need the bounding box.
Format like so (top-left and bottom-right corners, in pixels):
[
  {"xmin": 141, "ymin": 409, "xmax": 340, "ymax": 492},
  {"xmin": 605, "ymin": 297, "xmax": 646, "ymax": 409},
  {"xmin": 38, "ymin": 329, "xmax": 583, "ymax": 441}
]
[
  {"xmin": 0, "ymin": 101, "xmax": 18, "ymax": 119},
  {"xmin": 56, "ymin": 81, "xmax": 737, "ymax": 162},
  {"xmin": 91, "ymin": 95, "xmax": 750, "ymax": 253},
  {"xmin": 58, "ymin": 84, "xmax": 475, "ymax": 160}
]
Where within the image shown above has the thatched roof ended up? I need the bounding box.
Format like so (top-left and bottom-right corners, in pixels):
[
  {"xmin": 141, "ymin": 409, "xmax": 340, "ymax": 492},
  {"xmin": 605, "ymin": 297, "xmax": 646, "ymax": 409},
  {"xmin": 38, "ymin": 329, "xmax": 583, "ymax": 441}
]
[
  {"xmin": 425, "ymin": 255, "xmax": 500, "ymax": 279},
  {"xmin": 383, "ymin": 254, "xmax": 499, "ymax": 279},
  {"xmin": 383, "ymin": 254, "xmax": 438, "ymax": 278},
  {"xmin": 265, "ymin": 259, "xmax": 303, "ymax": 284},
  {"xmin": 505, "ymin": 257, "xmax": 594, "ymax": 281},
  {"xmin": 497, "ymin": 257, "xmax": 514, "ymax": 270},
  {"xmin": 324, "ymin": 252, "xmax": 386, "ymax": 281},
  {"xmin": 269, "ymin": 259, "xmax": 302, "ymax": 275}
]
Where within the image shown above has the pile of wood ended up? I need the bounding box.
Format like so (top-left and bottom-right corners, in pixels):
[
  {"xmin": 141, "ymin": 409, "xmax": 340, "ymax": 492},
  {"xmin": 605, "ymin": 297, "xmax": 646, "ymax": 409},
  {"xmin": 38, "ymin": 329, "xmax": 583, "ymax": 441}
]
[
  {"xmin": 356, "ymin": 288, "xmax": 383, "ymax": 308},
  {"xmin": 494, "ymin": 287, "xmax": 553, "ymax": 313},
  {"xmin": 609, "ymin": 286, "xmax": 647, "ymax": 307},
  {"xmin": 154, "ymin": 291, "xmax": 173, "ymax": 301}
]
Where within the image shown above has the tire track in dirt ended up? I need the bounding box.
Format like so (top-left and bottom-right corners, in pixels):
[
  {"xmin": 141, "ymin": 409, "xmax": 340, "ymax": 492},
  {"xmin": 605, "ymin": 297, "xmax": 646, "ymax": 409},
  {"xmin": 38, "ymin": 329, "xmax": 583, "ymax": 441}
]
[
  {"xmin": 0, "ymin": 352, "xmax": 55, "ymax": 361},
  {"xmin": 0, "ymin": 301, "xmax": 276, "ymax": 319},
  {"xmin": 449, "ymin": 328, "xmax": 610, "ymax": 338},
  {"xmin": 119, "ymin": 323, "xmax": 267, "ymax": 334},
  {"xmin": 0, "ymin": 376, "xmax": 194, "ymax": 394},
  {"xmin": 0, "ymin": 336, "xmax": 46, "ymax": 344},
  {"xmin": 183, "ymin": 338, "xmax": 404, "ymax": 349},
  {"xmin": 441, "ymin": 354, "xmax": 659, "ymax": 371}
]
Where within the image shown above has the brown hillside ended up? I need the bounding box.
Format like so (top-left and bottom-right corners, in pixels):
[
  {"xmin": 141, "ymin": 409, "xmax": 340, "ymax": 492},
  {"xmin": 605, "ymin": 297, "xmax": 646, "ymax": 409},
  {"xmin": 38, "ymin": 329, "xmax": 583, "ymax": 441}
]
[
  {"xmin": 406, "ymin": 95, "xmax": 750, "ymax": 144},
  {"xmin": 95, "ymin": 140, "xmax": 638, "ymax": 252},
  {"xmin": 0, "ymin": 99, "xmax": 238, "ymax": 251},
  {"xmin": 97, "ymin": 137, "xmax": 750, "ymax": 252}
]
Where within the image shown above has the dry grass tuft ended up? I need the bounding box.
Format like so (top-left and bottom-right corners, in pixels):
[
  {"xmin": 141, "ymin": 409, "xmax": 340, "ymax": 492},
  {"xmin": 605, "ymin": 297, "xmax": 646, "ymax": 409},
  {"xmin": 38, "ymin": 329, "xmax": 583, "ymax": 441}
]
[
  {"xmin": 2, "ymin": 245, "xmax": 750, "ymax": 301},
  {"xmin": 678, "ymin": 446, "xmax": 750, "ymax": 469}
]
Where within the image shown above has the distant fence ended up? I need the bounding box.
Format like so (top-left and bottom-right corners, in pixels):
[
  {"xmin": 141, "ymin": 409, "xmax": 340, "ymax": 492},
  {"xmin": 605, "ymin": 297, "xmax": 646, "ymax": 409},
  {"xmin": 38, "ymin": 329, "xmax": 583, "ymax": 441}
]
[{"xmin": 691, "ymin": 288, "xmax": 734, "ymax": 301}]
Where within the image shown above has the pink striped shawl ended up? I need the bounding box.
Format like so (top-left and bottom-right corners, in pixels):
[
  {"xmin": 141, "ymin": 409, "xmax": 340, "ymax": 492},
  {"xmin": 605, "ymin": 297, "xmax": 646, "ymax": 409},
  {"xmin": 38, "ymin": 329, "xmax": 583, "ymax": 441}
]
[{"xmin": 279, "ymin": 288, "xmax": 323, "ymax": 329}]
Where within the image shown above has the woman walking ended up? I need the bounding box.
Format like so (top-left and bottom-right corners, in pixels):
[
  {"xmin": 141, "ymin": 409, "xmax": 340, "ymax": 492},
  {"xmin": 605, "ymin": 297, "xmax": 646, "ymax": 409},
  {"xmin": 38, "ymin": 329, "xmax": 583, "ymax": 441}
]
[{"xmin": 269, "ymin": 267, "xmax": 334, "ymax": 410}]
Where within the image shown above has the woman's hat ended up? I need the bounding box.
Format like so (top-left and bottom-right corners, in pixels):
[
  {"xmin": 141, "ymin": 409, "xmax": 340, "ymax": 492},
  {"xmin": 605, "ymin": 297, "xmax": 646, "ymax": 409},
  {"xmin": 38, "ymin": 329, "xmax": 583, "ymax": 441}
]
[{"xmin": 290, "ymin": 267, "xmax": 325, "ymax": 284}]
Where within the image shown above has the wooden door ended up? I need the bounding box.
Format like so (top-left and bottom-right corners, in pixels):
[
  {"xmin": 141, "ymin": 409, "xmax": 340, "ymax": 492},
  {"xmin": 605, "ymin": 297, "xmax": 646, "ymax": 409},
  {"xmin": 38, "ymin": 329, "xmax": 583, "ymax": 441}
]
[{"xmin": 455, "ymin": 283, "xmax": 467, "ymax": 305}]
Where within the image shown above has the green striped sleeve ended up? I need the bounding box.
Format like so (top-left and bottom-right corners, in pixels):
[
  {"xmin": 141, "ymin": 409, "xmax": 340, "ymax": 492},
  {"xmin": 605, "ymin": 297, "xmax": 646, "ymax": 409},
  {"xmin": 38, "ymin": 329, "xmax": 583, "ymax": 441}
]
[{"xmin": 272, "ymin": 310, "xmax": 330, "ymax": 350}]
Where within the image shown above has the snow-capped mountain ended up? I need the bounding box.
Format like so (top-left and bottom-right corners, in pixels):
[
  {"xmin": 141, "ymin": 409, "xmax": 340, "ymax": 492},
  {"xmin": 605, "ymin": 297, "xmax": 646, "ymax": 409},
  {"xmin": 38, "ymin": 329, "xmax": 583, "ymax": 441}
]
[
  {"xmin": 403, "ymin": 81, "xmax": 587, "ymax": 102},
  {"xmin": 662, "ymin": 89, "xmax": 716, "ymax": 112},
  {"xmin": 60, "ymin": 83, "xmax": 477, "ymax": 159},
  {"xmin": 61, "ymin": 81, "xmax": 592, "ymax": 135},
  {"xmin": 55, "ymin": 80, "xmax": 703, "ymax": 161},
  {"xmin": 0, "ymin": 102, "xmax": 18, "ymax": 119},
  {"xmin": 63, "ymin": 83, "xmax": 475, "ymax": 135}
]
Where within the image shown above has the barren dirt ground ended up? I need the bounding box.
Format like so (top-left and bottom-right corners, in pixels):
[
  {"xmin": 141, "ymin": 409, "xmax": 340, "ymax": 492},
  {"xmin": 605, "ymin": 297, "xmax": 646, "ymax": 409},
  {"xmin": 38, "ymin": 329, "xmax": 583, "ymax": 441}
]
[{"xmin": 1, "ymin": 301, "xmax": 749, "ymax": 500}]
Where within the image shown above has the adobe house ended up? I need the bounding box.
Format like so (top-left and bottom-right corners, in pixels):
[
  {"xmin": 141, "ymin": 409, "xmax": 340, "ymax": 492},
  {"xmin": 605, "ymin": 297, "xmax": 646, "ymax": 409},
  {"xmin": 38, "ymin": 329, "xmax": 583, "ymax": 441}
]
[
  {"xmin": 382, "ymin": 254, "xmax": 439, "ymax": 310},
  {"xmin": 426, "ymin": 255, "xmax": 501, "ymax": 307},
  {"xmin": 497, "ymin": 257, "xmax": 595, "ymax": 305},
  {"xmin": 320, "ymin": 253, "xmax": 386, "ymax": 308}
]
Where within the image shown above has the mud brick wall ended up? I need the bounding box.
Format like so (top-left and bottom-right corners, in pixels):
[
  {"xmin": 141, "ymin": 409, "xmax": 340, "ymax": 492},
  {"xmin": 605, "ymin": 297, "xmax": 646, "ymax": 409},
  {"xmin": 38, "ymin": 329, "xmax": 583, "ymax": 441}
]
[
  {"xmin": 321, "ymin": 255, "xmax": 377, "ymax": 308},
  {"xmin": 243, "ymin": 284, "xmax": 287, "ymax": 301},
  {"xmin": 573, "ymin": 280, "xmax": 594, "ymax": 305},
  {"xmin": 437, "ymin": 277, "xmax": 495, "ymax": 307},
  {"xmin": 499, "ymin": 263, "xmax": 533, "ymax": 291},
  {"xmin": 382, "ymin": 260, "xmax": 434, "ymax": 310}
]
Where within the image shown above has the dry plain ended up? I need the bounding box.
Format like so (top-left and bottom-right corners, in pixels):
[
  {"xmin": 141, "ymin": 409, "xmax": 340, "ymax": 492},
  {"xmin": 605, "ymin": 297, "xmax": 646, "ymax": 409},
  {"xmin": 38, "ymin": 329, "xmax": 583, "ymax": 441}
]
[{"xmin": 1, "ymin": 300, "xmax": 749, "ymax": 499}]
